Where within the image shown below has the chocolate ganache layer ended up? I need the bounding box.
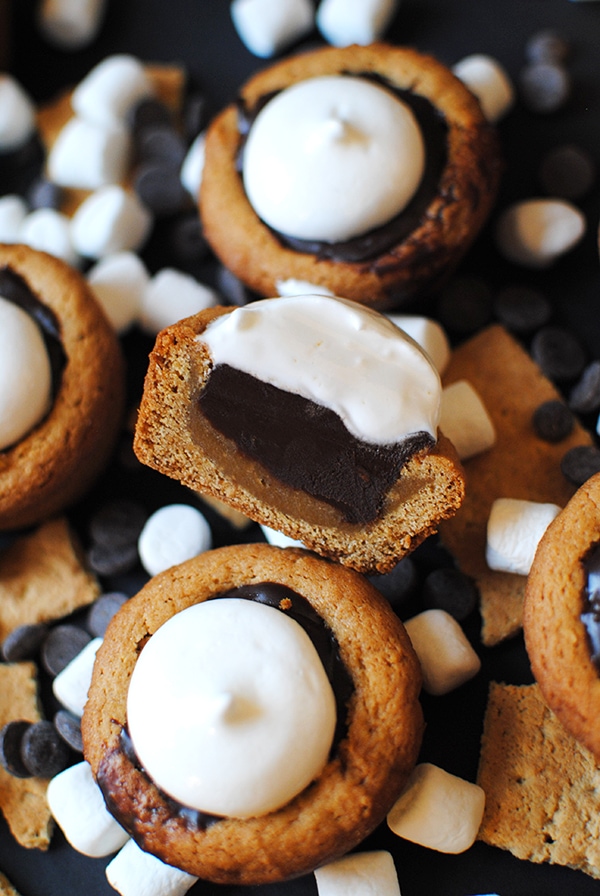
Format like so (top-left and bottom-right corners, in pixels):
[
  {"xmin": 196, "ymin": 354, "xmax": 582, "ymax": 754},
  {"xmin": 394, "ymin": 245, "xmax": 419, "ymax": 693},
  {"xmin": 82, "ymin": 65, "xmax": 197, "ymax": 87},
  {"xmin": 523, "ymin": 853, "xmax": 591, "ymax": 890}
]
[
  {"xmin": 198, "ymin": 363, "xmax": 435, "ymax": 525},
  {"xmin": 104, "ymin": 582, "xmax": 354, "ymax": 832},
  {"xmin": 581, "ymin": 543, "xmax": 600, "ymax": 671},
  {"xmin": 236, "ymin": 74, "xmax": 448, "ymax": 264}
]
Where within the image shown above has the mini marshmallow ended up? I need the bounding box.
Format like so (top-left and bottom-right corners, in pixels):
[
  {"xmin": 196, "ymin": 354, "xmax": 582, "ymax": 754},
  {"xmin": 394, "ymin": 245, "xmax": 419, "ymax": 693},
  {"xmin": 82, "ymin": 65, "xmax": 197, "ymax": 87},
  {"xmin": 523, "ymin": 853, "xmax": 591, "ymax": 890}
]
[
  {"xmin": 485, "ymin": 497, "xmax": 561, "ymax": 575},
  {"xmin": 0, "ymin": 195, "xmax": 28, "ymax": 243},
  {"xmin": 20, "ymin": 207, "xmax": 80, "ymax": 267},
  {"xmin": 52, "ymin": 636, "xmax": 102, "ymax": 717},
  {"xmin": 71, "ymin": 54, "xmax": 155, "ymax": 128},
  {"xmin": 138, "ymin": 504, "xmax": 213, "ymax": 577},
  {"xmin": 138, "ymin": 267, "xmax": 219, "ymax": 335},
  {"xmin": 106, "ymin": 839, "xmax": 197, "ymax": 896},
  {"xmin": 404, "ymin": 609, "xmax": 481, "ymax": 696},
  {"xmin": 70, "ymin": 185, "xmax": 153, "ymax": 259},
  {"xmin": 47, "ymin": 116, "xmax": 130, "ymax": 190},
  {"xmin": 314, "ymin": 850, "xmax": 400, "ymax": 896},
  {"xmin": 388, "ymin": 314, "xmax": 451, "ymax": 375},
  {"xmin": 180, "ymin": 131, "xmax": 206, "ymax": 197},
  {"xmin": 0, "ymin": 74, "xmax": 37, "ymax": 151},
  {"xmin": 260, "ymin": 524, "xmax": 306, "ymax": 549},
  {"xmin": 452, "ymin": 54, "xmax": 515, "ymax": 122},
  {"xmin": 276, "ymin": 279, "xmax": 335, "ymax": 297},
  {"xmin": 87, "ymin": 251, "xmax": 150, "ymax": 333},
  {"xmin": 38, "ymin": 0, "xmax": 108, "ymax": 50},
  {"xmin": 46, "ymin": 760, "xmax": 129, "ymax": 857},
  {"xmin": 439, "ymin": 380, "xmax": 496, "ymax": 460},
  {"xmin": 316, "ymin": 0, "xmax": 398, "ymax": 47},
  {"xmin": 387, "ymin": 763, "xmax": 485, "ymax": 854},
  {"xmin": 495, "ymin": 198, "xmax": 585, "ymax": 269},
  {"xmin": 230, "ymin": 0, "xmax": 315, "ymax": 58}
]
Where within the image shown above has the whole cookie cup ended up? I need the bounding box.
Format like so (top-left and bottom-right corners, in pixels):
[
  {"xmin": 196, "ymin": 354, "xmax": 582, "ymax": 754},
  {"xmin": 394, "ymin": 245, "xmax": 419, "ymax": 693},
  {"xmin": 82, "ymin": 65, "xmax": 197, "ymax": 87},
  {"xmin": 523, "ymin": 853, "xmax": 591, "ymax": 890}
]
[{"xmin": 82, "ymin": 542, "xmax": 424, "ymax": 885}]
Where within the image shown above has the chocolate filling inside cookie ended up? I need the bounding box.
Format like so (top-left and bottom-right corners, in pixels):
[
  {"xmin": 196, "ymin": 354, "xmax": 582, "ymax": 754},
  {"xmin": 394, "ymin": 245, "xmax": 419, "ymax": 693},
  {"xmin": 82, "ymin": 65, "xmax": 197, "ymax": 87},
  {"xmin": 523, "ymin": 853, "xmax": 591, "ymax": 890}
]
[
  {"xmin": 581, "ymin": 542, "xmax": 600, "ymax": 670},
  {"xmin": 237, "ymin": 74, "xmax": 449, "ymax": 264},
  {"xmin": 197, "ymin": 363, "xmax": 434, "ymax": 525}
]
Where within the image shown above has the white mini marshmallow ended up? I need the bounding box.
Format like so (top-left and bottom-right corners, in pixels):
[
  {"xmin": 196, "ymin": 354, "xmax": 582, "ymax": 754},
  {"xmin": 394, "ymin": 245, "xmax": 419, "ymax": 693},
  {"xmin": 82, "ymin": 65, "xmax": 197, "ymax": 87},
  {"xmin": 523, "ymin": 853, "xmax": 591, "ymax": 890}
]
[
  {"xmin": 486, "ymin": 497, "xmax": 561, "ymax": 576},
  {"xmin": 46, "ymin": 761, "xmax": 129, "ymax": 857},
  {"xmin": 20, "ymin": 208, "xmax": 80, "ymax": 267},
  {"xmin": 387, "ymin": 763, "xmax": 485, "ymax": 854},
  {"xmin": 87, "ymin": 251, "xmax": 149, "ymax": 333},
  {"xmin": 0, "ymin": 195, "xmax": 28, "ymax": 243},
  {"xmin": 106, "ymin": 839, "xmax": 197, "ymax": 896},
  {"xmin": 404, "ymin": 609, "xmax": 481, "ymax": 696},
  {"xmin": 139, "ymin": 267, "xmax": 219, "ymax": 335},
  {"xmin": 452, "ymin": 54, "xmax": 515, "ymax": 122},
  {"xmin": 47, "ymin": 116, "xmax": 130, "ymax": 190},
  {"xmin": 38, "ymin": 0, "xmax": 108, "ymax": 50},
  {"xmin": 52, "ymin": 637, "xmax": 102, "ymax": 717},
  {"xmin": 231, "ymin": 0, "xmax": 315, "ymax": 58},
  {"xmin": 70, "ymin": 185, "xmax": 153, "ymax": 259},
  {"xmin": 260, "ymin": 524, "xmax": 306, "ymax": 549},
  {"xmin": 388, "ymin": 314, "xmax": 451, "ymax": 375},
  {"xmin": 276, "ymin": 279, "xmax": 335, "ymax": 297},
  {"xmin": 138, "ymin": 503, "xmax": 213, "ymax": 577},
  {"xmin": 316, "ymin": 0, "xmax": 398, "ymax": 46},
  {"xmin": 439, "ymin": 380, "xmax": 496, "ymax": 460},
  {"xmin": 180, "ymin": 131, "xmax": 206, "ymax": 197},
  {"xmin": 315, "ymin": 850, "xmax": 400, "ymax": 896},
  {"xmin": 495, "ymin": 198, "xmax": 586, "ymax": 269},
  {"xmin": 0, "ymin": 74, "xmax": 37, "ymax": 151},
  {"xmin": 72, "ymin": 54, "xmax": 155, "ymax": 128}
]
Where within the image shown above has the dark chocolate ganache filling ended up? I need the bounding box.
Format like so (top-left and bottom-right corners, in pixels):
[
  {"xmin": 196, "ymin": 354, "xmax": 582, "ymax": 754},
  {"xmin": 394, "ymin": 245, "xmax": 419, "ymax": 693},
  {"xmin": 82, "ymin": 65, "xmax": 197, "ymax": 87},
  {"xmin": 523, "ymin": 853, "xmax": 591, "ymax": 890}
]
[
  {"xmin": 237, "ymin": 73, "xmax": 449, "ymax": 263},
  {"xmin": 198, "ymin": 363, "xmax": 434, "ymax": 525},
  {"xmin": 581, "ymin": 542, "xmax": 600, "ymax": 670},
  {"xmin": 0, "ymin": 265, "xmax": 66, "ymax": 419},
  {"xmin": 112, "ymin": 582, "xmax": 354, "ymax": 831}
]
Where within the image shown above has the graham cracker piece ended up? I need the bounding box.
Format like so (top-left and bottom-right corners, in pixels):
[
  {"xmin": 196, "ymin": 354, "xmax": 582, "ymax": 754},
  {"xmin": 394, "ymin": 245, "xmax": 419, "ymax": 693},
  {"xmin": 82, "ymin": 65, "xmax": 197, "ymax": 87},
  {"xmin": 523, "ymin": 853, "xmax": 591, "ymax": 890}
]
[
  {"xmin": 0, "ymin": 872, "xmax": 22, "ymax": 896},
  {"xmin": 439, "ymin": 324, "xmax": 592, "ymax": 645},
  {"xmin": 477, "ymin": 682, "xmax": 600, "ymax": 878},
  {"xmin": 0, "ymin": 516, "xmax": 100, "ymax": 643},
  {"xmin": 0, "ymin": 663, "xmax": 53, "ymax": 850}
]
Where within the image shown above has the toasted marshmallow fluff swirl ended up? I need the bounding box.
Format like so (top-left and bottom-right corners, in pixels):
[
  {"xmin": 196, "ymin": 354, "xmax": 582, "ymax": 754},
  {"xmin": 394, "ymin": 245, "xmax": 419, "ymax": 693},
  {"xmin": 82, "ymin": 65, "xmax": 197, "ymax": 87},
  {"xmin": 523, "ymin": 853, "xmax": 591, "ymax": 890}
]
[
  {"xmin": 242, "ymin": 75, "xmax": 425, "ymax": 243},
  {"xmin": 126, "ymin": 597, "xmax": 337, "ymax": 819},
  {"xmin": 199, "ymin": 295, "xmax": 441, "ymax": 445},
  {"xmin": 0, "ymin": 295, "xmax": 52, "ymax": 451}
]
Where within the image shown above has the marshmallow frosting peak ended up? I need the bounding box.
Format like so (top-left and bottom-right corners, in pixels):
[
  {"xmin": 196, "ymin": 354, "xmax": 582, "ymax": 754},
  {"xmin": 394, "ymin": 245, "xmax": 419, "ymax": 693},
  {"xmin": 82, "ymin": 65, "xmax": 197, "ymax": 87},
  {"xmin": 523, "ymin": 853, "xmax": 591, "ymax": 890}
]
[
  {"xmin": 242, "ymin": 75, "xmax": 425, "ymax": 242},
  {"xmin": 199, "ymin": 295, "xmax": 441, "ymax": 444},
  {"xmin": 0, "ymin": 295, "xmax": 52, "ymax": 451},
  {"xmin": 126, "ymin": 597, "xmax": 337, "ymax": 819}
]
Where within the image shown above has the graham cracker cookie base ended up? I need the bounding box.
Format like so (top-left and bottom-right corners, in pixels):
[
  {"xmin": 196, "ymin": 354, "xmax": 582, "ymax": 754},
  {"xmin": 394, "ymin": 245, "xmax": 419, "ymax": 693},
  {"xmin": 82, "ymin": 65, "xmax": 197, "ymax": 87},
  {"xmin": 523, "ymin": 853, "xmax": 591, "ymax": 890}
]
[
  {"xmin": 440, "ymin": 324, "xmax": 592, "ymax": 645},
  {"xmin": 0, "ymin": 663, "xmax": 53, "ymax": 850}
]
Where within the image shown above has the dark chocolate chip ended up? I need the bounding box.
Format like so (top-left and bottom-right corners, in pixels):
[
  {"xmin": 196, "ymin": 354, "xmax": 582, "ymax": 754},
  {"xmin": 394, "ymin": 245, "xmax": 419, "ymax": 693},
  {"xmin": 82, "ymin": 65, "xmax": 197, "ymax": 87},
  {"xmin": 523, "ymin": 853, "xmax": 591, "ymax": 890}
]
[
  {"xmin": 21, "ymin": 720, "xmax": 71, "ymax": 777},
  {"xmin": 561, "ymin": 444, "xmax": 600, "ymax": 486},
  {"xmin": 215, "ymin": 264, "xmax": 254, "ymax": 306},
  {"xmin": 133, "ymin": 162, "xmax": 189, "ymax": 216},
  {"xmin": 368, "ymin": 557, "xmax": 419, "ymax": 609},
  {"xmin": 27, "ymin": 176, "xmax": 63, "ymax": 211},
  {"xmin": 530, "ymin": 326, "xmax": 586, "ymax": 382},
  {"xmin": 0, "ymin": 721, "xmax": 32, "ymax": 778},
  {"xmin": 136, "ymin": 124, "xmax": 187, "ymax": 169},
  {"xmin": 129, "ymin": 97, "xmax": 173, "ymax": 136},
  {"xmin": 436, "ymin": 276, "xmax": 493, "ymax": 335},
  {"xmin": 493, "ymin": 284, "xmax": 552, "ymax": 334},
  {"xmin": 41, "ymin": 625, "xmax": 92, "ymax": 678},
  {"xmin": 86, "ymin": 540, "xmax": 140, "ymax": 577},
  {"xmin": 539, "ymin": 144, "xmax": 596, "ymax": 200},
  {"xmin": 86, "ymin": 592, "xmax": 128, "ymax": 638},
  {"xmin": 525, "ymin": 29, "xmax": 571, "ymax": 65},
  {"xmin": 532, "ymin": 400, "xmax": 574, "ymax": 443},
  {"xmin": 421, "ymin": 567, "xmax": 479, "ymax": 621},
  {"xmin": 88, "ymin": 498, "xmax": 148, "ymax": 548},
  {"xmin": 183, "ymin": 91, "xmax": 208, "ymax": 143},
  {"xmin": 53, "ymin": 710, "xmax": 83, "ymax": 753},
  {"xmin": 569, "ymin": 360, "xmax": 600, "ymax": 414},
  {"xmin": 1, "ymin": 622, "xmax": 48, "ymax": 662},
  {"xmin": 519, "ymin": 62, "xmax": 571, "ymax": 114},
  {"xmin": 166, "ymin": 213, "xmax": 210, "ymax": 265}
]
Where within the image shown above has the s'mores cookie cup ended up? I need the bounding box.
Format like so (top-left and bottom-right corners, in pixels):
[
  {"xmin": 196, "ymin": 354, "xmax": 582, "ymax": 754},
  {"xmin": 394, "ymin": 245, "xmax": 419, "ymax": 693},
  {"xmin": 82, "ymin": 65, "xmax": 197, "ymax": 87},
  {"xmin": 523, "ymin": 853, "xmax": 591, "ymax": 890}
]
[
  {"xmin": 82, "ymin": 543, "xmax": 424, "ymax": 885},
  {"xmin": 199, "ymin": 43, "xmax": 502, "ymax": 310},
  {"xmin": 133, "ymin": 294, "xmax": 465, "ymax": 574},
  {"xmin": 523, "ymin": 471, "xmax": 600, "ymax": 763},
  {"xmin": 0, "ymin": 243, "xmax": 125, "ymax": 530}
]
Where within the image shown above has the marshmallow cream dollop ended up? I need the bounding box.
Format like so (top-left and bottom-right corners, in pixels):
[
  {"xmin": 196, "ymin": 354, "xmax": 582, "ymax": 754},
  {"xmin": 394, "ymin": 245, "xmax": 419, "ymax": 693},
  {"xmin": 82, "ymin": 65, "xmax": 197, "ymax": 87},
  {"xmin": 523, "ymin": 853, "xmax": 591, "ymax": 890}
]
[
  {"xmin": 242, "ymin": 75, "xmax": 425, "ymax": 243},
  {"xmin": 0, "ymin": 295, "xmax": 53, "ymax": 451},
  {"xmin": 198, "ymin": 294, "xmax": 441, "ymax": 445},
  {"xmin": 126, "ymin": 597, "xmax": 337, "ymax": 819}
]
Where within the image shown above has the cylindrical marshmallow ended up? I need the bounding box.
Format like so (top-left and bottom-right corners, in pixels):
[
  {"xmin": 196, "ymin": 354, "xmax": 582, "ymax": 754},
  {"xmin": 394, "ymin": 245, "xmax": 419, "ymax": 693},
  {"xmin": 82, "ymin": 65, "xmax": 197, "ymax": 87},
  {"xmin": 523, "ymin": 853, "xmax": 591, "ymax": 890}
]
[
  {"xmin": 47, "ymin": 116, "xmax": 131, "ymax": 190},
  {"xmin": 0, "ymin": 195, "xmax": 28, "ymax": 243},
  {"xmin": 388, "ymin": 314, "xmax": 451, "ymax": 375},
  {"xmin": 314, "ymin": 850, "xmax": 401, "ymax": 896},
  {"xmin": 276, "ymin": 279, "xmax": 334, "ymax": 297},
  {"xmin": 439, "ymin": 380, "xmax": 496, "ymax": 460},
  {"xmin": 38, "ymin": 0, "xmax": 109, "ymax": 50},
  {"xmin": 70, "ymin": 185, "xmax": 153, "ymax": 259},
  {"xmin": 316, "ymin": 0, "xmax": 399, "ymax": 47},
  {"xmin": 138, "ymin": 268, "xmax": 219, "ymax": 335},
  {"xmin": 106, "ymin": 839, "xmax": 197, "ymax": 896},
  {"xmin": 52, "ymin": 637, "xmax": 102, "ymax": 717},
  {"xmin": 0, "ymin": 74, "xmax": 37, "ymax": 151},
  {"xmin": 452, "ymin": 54, "xmax": 515, "ymax": 122},
  {"xmin": 20, "ymin": 208, "xmax": 80, "ymax": 267},
  {"xmin": 495, "ymin": 198, "xmax": 586, "ymax": 268},
  {"xmin": 87, "ymin": 251, "xmax": 150, "ymax": 333},
  {"xmin": 486, "ymin": 497, "xmax": 561, "ymax": 575},
  {"xmin": 230, "ymin": 0, "xmax": 315, "ymax": 58},
  {"xmin": 404, "ymin": 609, "xmax": 481, "ymax": 696},
  {"xmin": 71, "ymin": 54, "xmax": 155, "ymax": 128},
  {"xmin": 137, "ymin": 503, "xmax": 212, "ymax": 577}
]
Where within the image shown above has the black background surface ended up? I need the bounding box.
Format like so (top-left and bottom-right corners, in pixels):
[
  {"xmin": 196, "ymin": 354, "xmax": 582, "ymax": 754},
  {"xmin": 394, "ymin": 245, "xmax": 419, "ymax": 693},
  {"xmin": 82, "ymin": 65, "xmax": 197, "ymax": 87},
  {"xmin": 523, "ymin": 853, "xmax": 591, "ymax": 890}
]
[{"xmin": 3, "ymin": 1, "xmax": 600, "ymax": 895}]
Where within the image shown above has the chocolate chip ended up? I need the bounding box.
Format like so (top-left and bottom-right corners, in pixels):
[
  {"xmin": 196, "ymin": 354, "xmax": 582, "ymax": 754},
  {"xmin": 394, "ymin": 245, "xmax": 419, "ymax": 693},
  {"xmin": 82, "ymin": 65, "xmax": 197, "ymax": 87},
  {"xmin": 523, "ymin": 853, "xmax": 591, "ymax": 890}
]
[
  {"xmin": 532, "ymin": 400, "xmax": 575, "ymax": 443},
  {"xmin": 525, "ymin": 29, "xmax": 571, "ymax": 65},
  {"xmin": 519, "ymin": 62, "xmax": 571, "ymax": 114},
  {"xmin": 86, "ymin": 540, "xmax": 140, "ymax": 577},
  {"xmin": 133, "ymin": 161, "xmax": 189, "ymax": 217},
  {"xmin": 539, "ymin": 144, "xmax": 596, "ymax": 200},
  {"xmin": 561, "ymin": 444, "xmax": 600, "ymax": 486},
  {"xmin": 166, "ymin": 213, "xmax": 210, "ymax": 265},
  {"xmin": 1, "ymin": 622, "xmax": 48, "ymax": 662},
  {"xmin": 86, "ymin": 592, "xmax": 128, "ymax": 638},
  {"xmin": 530, "ymin": 326, "xmax": 586, "ymax": 382},
  {"xmin": 436, "ymin": 276, "xmax": 493, "ymax": 335},
  {"xmin": 53, "ymin": 710, "xmax": 83, "ymax": 753},
  {"xmin": 421, "ymin": 567, "xmax": 479, "ymax": 621},
  {"xmin": 183, "ymin": 90, "xmax": 208, "ymax": 143},
  {"xmin": 21, "ymin": 720, "xmax": 71, "ymax": 777},
  {"xmin": 569, "ymin": 361, "xmax": 600, "ymax": 414},
  {"xmin": 41, "ymin": 625, "xmax": 92, "ymax": 678},
  {"xmin": 493, "ymin": 284, "xmax": 552, "ymax": 334},
  {"xmin": 88, "ymin": 498, "xmax": 148, "ymax": 548},
  {"xmin": 27, "ymin": 176, "xmax": 63, "ymax": 211},
  {"xmin": 215, "ymin": 264, "xmax": 254, "ymax": 306},
  {"xmin": 0, "ymin": 721, "xmax": 32, "ymax": 778},
  {"xmin": 129, "ymin": 97, "xmax": 172, "ymax": 136},
  {"xmin": 368, "ymin": 557, "xmax": 419, "ymax": 609},
  {"xmin": 136, "ymin": 124, "xmax": 187, "ymax": 169}
]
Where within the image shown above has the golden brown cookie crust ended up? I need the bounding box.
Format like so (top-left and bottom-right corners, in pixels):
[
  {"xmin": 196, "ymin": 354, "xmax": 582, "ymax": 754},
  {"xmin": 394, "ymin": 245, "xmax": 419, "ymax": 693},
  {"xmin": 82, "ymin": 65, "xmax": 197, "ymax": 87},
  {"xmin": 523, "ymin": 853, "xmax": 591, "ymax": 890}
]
[
  {"xmin": 133, "ymin": 305, "xmax": 465, "ymax": 575},
  {"xmin": 82, "ymin": 542, "xmax": 424, "ymax": 885},
  {"xmin": 523, "ymin": 472, "xmax": 600, "ymax": 763},
  {"xmin": 0, "ymin": 243, "xmax": 125, "ymax": 530},
  {"xmin": 199, "ymin": 43, "xmax": 502, "ymax": 310}
]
